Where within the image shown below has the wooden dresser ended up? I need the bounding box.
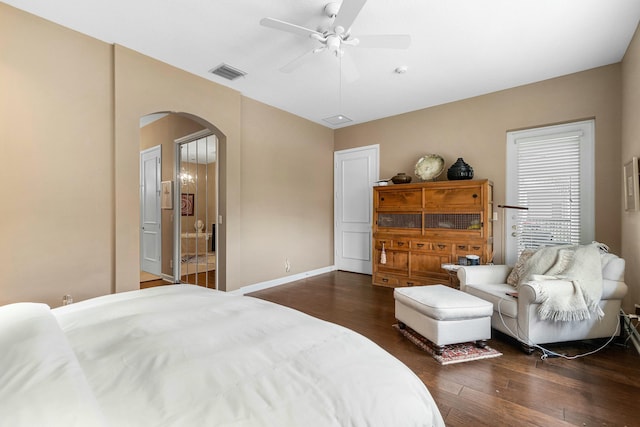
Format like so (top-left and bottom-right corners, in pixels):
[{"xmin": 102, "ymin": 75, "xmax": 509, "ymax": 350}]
[{"xmin": 372, "ymin": 179, "xmax": 493, "ymax": 288}]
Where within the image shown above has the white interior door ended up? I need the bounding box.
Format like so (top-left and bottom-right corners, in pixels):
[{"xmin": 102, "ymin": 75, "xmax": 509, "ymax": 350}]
[
  {"xmin": 140, "ymin": 145, "xmax": 162, "ymax": 275},
  {"xmin": 334, "ymin": 145, "xmax": 379, "ymax": 274}
]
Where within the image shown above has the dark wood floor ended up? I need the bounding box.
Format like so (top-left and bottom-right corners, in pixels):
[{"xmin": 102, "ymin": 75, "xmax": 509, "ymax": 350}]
[{"xmin": 249, "ymin": 271, "xmax": 640, "ymax": 427}]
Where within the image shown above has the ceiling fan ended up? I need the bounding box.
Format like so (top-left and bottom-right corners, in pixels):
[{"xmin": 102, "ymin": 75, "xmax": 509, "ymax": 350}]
[{"xmin": 260, "ymin": 0, "xmax": 411, "ymax": 73}]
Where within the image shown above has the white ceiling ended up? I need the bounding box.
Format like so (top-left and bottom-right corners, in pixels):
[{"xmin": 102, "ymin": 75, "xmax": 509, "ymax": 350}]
[{"xmin": 5, "ymin": 0, "xmax": 640, "ymax": 128}]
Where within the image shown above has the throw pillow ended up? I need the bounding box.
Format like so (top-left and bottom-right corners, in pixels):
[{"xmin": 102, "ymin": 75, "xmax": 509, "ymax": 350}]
[{"xmin": 506, "ymin": 249, "xmax": 536, "ymax": 287}]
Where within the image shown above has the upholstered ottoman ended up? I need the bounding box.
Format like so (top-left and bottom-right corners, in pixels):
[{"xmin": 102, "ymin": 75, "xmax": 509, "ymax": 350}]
[{"xmin": 394, "ymin": 285, "xmax": 493, "ymax": 354}]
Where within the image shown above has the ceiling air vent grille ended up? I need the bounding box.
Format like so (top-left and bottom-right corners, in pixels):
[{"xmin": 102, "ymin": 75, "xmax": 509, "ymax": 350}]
[{"xmin": 209, "ymin": 63, "xmax": 246, "ymax": 80}]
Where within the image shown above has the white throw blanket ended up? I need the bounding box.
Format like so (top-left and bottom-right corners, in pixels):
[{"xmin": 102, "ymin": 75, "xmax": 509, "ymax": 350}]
[{"xmin": 518, "ymin": 243, "xmax": 605, "ymax": 321}]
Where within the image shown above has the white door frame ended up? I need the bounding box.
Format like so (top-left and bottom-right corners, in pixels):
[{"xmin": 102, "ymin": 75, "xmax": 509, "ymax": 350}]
[
  {"xmin": 140, "ymin": 145, "xmax": 162, "ymax": 275},
  {"xmin": 334, "ymin": 144, "xmax": 379, "ymax": 274}
]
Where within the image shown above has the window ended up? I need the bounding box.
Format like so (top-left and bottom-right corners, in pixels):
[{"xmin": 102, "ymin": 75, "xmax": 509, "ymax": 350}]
[{"xmin": 504, "ymin": 120, "xmax": 595, "ymax": 265}]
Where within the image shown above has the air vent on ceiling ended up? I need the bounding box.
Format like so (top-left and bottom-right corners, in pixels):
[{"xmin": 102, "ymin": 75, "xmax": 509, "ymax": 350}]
[{"xmin": 209, "ymin": 63, "xmax": 246, "ymax": 80}]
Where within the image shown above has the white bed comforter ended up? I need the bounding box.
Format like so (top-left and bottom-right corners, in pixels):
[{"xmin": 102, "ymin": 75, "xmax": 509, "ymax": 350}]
[{"xmin": 1, "ymin": 285, "xmax": 444, "ymax": 427}]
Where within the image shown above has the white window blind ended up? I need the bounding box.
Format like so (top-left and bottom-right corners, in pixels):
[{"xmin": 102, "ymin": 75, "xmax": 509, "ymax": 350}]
[{"xmin": 505, "ymin": 120, "xmax": 594, "ymax": 264}]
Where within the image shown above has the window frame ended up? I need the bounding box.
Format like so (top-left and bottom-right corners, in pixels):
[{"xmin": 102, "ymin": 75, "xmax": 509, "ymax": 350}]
[{"xmin": 504, "ymin": 120, "xmax": 595, "ymax": 265}]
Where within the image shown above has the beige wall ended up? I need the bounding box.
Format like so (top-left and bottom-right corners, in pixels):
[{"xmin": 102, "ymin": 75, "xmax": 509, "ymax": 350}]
[
  {"xmin": 621, "ymin": 24, "xmax": 640, "ymax": 313},
  {"xmin": 0, "ymin": 5, "xmax": 114, "ymax": 306},
  {"xmin": 1, "ymin": 3, "xmax": 335, "ymax": 303},
  {"xmin": 240, "ymin": 98, "xmax": 335, "ymax": 284},
  {"xmin": 113, "ymin": 44, "xmax": 244, "ymax": 293},
  {"xmin": 335, "ymin": 65, "xmax": 623, "ymax": 266}
]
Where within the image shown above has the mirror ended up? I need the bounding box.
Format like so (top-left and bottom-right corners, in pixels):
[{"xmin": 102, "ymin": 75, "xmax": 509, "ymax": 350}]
[{"xmin": 176, "ymin": 132, "xmax": 217, "ymax": 288}]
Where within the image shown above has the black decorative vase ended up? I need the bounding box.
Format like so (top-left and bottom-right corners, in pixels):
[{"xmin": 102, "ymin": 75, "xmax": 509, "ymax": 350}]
[{"xmin": 447, "ymin": 158, "xmax": 474, "ymax": 180}]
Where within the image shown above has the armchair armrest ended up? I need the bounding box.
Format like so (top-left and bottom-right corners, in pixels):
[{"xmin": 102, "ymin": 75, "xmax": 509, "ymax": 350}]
[
  {"xmin": 518, "ymin": 279, "xmax": 576, "ymax": 305},
  {"xmin": 457, "ymin": 265, "xmax": 513, "ymax": 291}
]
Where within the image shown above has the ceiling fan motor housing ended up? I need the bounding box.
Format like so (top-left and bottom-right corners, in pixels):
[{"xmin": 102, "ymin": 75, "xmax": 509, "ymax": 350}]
[
  {"xmin": 326, "ymin": 35, "xmax": 341, "ymax": 52},
  {"xmin": 324, "ymin": 2, "xmax": 341, "ymax": 18}
]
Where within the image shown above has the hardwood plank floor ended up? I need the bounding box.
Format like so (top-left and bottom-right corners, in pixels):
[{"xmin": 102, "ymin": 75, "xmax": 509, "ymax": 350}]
[{"xmin": 249, "ymin": 271, "xmax": 640, "ymax": 427}]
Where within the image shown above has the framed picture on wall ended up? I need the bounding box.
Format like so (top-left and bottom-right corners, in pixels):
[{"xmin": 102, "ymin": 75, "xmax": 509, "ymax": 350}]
[
  {"xmin": 624, "ymin": 157, "xmax": 639, "ymax": 212},
  {"xmin": 161, "ymin": 181, "xmax": 173, "ymax": 209},
  {"xmin": 181, "ymin": 193, "xmax": 194, "ymax": 216}
]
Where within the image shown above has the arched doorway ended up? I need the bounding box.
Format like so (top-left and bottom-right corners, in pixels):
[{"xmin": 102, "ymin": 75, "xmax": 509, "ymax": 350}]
[{"xmin": 139, "ymin": 112, "xmax": 224, "ymax": 290}]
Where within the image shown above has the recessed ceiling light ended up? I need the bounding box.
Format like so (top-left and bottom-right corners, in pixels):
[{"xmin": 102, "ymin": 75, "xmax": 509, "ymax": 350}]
[
  {"xmin": 394, "ymin": 66, "xmax": 408, "ymax": 74},
  {"xmin": 323, "ymin": 115, "xmax": 352, "ymax": 125}
]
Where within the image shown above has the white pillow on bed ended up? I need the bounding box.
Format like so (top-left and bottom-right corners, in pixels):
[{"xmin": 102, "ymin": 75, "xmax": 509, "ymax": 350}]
[{"xmin": 0, "ymin": 303, "xmax": 108, "ymax": 427}]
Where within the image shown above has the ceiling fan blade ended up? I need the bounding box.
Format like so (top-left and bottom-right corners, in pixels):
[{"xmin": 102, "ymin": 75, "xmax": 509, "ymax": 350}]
[
  {"xmin": 279, "ymin": 49, "xmax": 318, "ymax": 73},
  {"xmin": 355, "ymin": 34, "xmax": 411, "ymax": 49},
  {"xmin": 260, "ymin": 17, "xmax": 321, "ymax": 38},
  {"xmin": 333, "ymin": 0, "xmax": 367, "ymax": 32}
]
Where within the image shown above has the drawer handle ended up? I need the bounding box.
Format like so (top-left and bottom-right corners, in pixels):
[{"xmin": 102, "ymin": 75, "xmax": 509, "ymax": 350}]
[
  {"xmin": 397, "ymin": 242, "xmax": 405, "ymax": 247},
  {"xmin": 416, "ymin": 243, "xmax": 425, "ymax": 248},
  {"xmin": 472, "ymin": 194, "xmax": 478, "ymax": 199},
  {"xmin": 382, "ymin": 278, "xmax": 389, "ymax": 283},
  {"xmin": 457, "ymin": 245, "xmax": 466, "ymax": 250},
  {"xmin": 406, "ymin": 282, "xmax": 414, "ymax": 286},
  {"xmin": 472, "ymin": 246, "xmax": 481, "ymax": 250},
  {"xmin": 437, "ymin": 244, "xmax": 446, "ymax": 249}
]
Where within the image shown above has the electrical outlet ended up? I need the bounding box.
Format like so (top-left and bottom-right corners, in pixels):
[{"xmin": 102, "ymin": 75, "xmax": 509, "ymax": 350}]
[
  {"xmin": 285, "ymin": 259, "xmax": 291, "ymax": 273},
  {"xmin": 62, "ymin": 295, "xmax": 73, "ymax": 305}
]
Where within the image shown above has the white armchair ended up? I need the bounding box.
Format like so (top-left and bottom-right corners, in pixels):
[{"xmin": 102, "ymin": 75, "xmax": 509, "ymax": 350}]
[{"xmin": 457, "ymin": 255, "xmax": 627, "ymax": 353}]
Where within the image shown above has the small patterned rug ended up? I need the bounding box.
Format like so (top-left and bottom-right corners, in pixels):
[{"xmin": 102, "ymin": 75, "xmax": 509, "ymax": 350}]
[{"xmin": 393, "ymin": 324, "xmax": 502, "ymax": 365}]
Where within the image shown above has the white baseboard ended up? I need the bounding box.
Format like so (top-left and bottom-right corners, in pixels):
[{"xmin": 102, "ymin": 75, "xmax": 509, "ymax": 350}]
[{"xmin": 230, "ymin": 265, "xmax": 338, "ymax": 296}]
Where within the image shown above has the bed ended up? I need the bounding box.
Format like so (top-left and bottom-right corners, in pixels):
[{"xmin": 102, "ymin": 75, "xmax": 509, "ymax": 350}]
[{"xmin": 0, "ymin": 284, "xmax": 444, "ymax": 427}]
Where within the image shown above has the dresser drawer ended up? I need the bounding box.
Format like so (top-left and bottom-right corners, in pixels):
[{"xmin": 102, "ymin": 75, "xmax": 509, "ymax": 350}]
[
  {"xmin": 424, "ymin": 186, "xmax": 482, "ymax": 209},
  {"xmin": 399, "ymin": 278, "xmax": 429, "ymax": 287},
  {"xmin": 454, "ymin": 243, "xmax": 483, "ymax": 254},
  {"xmin": 410, "ymin": 240, "xmax": 430, "ymax": 251},
  {"xmin": 394, "ymin": 239, "xmax": 410, "ymax": 249},
  {"xmin": 432, "ymin": 242, "xmax": 451, "ymax": 253},
  {"xmin": 375, "ymin": 238, "xmax": 410, "ymax": 250},
  {"xmin": 374, "ymin": 274, "xmax": 401, "ymax": 287},
  {"xmin": 377, "ymin": 189, "xmax": 422, "ymax": 209}
]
